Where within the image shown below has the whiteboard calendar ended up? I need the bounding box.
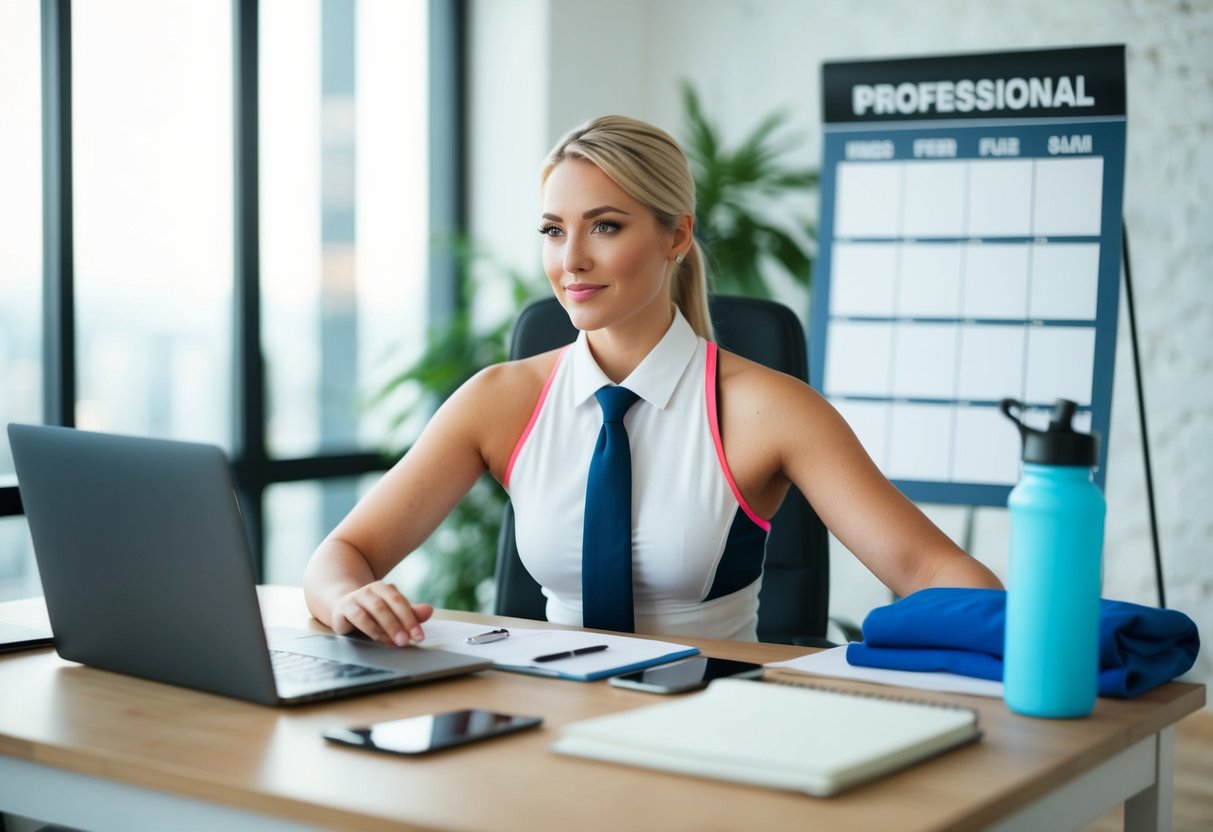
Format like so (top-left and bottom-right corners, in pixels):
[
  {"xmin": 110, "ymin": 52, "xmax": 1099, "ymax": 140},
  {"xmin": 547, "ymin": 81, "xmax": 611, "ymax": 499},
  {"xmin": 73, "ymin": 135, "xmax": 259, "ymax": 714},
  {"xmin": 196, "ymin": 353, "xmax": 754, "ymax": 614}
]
[{"xmin": 810, "ymin": 46, "xmax": 1126, "ymax": 506}]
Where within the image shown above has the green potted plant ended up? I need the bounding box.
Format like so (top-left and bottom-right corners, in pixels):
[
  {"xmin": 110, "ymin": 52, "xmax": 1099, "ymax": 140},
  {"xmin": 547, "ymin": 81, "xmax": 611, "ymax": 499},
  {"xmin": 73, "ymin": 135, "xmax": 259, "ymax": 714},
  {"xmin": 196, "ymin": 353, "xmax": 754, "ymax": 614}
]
[
  {"xmin": 682, "ymin": 83, "xmax": 819, "ymax": 298},
  {"xmin": 371, "ymin": 240, "xmax": 541, "ymax": 611}
]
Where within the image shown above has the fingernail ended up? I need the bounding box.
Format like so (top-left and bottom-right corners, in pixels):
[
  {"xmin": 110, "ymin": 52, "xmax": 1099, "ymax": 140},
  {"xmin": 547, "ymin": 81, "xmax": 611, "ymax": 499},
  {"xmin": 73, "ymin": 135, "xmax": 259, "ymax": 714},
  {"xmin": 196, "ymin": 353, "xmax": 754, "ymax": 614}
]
[
  {"xmin": 411, "ymin": 627, "xmax": 424, "ymax": 642},
  {"xmin": 394, "ymin": 631, "xmax": 408, "ymax": 647}
]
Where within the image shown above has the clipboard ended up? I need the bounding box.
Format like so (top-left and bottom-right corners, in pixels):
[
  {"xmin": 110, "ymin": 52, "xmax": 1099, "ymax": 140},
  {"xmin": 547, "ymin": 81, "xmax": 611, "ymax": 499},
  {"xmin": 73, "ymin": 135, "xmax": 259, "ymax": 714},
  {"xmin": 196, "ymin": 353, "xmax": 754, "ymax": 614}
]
[{"xmin": 418, "ymin": 619, "xmax": 699, "ymax": 682}]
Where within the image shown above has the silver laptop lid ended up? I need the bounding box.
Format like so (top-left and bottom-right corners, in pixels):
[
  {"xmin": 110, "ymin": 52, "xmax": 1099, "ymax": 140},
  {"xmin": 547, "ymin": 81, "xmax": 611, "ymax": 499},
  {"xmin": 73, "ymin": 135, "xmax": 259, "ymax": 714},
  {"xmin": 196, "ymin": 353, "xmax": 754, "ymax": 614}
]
[
  {"xmin": 9, "ymin": 424, "xmax": 283, "ymax": 704},
  {"xmin": 9, "ymin": 424, "xmax": 491, "ymax": 705}
]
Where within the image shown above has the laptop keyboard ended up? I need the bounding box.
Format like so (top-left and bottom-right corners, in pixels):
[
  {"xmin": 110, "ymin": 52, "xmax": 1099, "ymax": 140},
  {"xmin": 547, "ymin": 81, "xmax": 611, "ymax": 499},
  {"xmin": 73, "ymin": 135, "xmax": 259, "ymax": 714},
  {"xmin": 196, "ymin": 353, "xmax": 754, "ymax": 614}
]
[{"xmin": 270, "ymin": 649, "xmax": 392, "ymax": 684}]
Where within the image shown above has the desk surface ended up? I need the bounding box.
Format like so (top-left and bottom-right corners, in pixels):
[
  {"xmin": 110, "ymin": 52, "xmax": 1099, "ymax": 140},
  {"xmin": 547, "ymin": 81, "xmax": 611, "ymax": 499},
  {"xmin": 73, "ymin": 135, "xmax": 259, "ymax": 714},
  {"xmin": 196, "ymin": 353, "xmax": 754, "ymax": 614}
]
[{"xmin": 0, "ymin": 587, "xmax": 1204, "ymax": 832}]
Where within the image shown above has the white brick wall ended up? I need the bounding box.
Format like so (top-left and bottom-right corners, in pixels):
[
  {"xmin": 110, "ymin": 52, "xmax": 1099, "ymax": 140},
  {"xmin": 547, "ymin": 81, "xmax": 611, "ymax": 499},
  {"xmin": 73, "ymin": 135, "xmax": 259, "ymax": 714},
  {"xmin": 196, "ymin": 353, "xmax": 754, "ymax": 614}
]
[{"xmin": 471, "ymin": 0, "xmax": 1213, "ymax": 693}]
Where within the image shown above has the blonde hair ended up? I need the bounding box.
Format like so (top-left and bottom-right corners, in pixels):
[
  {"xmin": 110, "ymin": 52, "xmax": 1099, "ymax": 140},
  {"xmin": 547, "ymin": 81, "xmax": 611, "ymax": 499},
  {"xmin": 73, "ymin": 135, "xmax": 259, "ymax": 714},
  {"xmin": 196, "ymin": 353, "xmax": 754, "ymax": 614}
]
[{"xmin": 541, "ymin": 115, "xmax": 714, "ymax": 341}]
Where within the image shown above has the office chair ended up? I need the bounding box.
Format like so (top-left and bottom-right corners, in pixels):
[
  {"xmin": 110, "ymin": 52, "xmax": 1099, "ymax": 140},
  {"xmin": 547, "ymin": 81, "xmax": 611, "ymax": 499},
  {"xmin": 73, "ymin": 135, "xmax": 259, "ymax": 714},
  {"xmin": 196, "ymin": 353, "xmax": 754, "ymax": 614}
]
[{"xmin": 493, "ymin": 295, "xmax": 837, "ymax": 646}]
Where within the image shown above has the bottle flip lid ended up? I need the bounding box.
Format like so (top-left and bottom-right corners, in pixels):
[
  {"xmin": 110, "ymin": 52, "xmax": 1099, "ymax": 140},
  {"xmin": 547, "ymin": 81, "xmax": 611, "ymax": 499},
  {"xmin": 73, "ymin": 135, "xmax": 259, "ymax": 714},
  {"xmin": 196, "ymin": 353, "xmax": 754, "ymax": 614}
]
[{"xmin": 999, "ymin": 398, "xmax": 1100, "ymax": 467}]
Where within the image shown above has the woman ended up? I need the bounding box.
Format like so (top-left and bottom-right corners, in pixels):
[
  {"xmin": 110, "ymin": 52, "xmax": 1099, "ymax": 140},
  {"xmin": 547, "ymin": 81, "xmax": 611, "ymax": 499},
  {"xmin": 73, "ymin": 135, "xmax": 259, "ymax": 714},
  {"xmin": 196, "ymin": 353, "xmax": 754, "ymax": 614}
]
[{"xmin": 303, "ymin": 115, "xmax": 1001, "ymax": 645}]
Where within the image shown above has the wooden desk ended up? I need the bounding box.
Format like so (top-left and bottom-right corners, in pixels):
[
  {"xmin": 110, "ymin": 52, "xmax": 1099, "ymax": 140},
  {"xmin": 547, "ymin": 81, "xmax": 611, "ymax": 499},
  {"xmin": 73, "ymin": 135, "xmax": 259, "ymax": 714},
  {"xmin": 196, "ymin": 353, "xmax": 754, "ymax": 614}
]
[{"xmin": 0, "ymin": 587, "xmax": 1203, "ymax": 832}]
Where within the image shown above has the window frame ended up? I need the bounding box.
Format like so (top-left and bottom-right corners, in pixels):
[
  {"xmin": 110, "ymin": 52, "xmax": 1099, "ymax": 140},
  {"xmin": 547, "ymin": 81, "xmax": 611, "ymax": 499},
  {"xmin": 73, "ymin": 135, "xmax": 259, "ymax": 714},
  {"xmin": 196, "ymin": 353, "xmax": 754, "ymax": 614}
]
[{"xmin": 0, "ymin": 0, "xmax": 466, "ymax": 581}]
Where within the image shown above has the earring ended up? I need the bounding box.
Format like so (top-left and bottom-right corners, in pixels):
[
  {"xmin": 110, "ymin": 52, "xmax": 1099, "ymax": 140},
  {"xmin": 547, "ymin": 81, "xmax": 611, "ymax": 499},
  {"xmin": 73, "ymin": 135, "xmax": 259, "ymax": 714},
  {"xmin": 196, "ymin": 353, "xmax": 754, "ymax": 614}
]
[{"xmin": 675, "ymin": 253, "xmax": 685, "ymax": 265}]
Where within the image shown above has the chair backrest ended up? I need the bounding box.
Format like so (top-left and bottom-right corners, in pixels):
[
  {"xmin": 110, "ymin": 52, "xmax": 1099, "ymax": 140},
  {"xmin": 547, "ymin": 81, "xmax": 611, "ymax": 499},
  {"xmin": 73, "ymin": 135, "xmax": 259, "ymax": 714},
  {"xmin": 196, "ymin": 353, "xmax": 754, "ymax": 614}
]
[{"xmin": 493, "ymin": 296, "xmax": 830, "ymax": 644}]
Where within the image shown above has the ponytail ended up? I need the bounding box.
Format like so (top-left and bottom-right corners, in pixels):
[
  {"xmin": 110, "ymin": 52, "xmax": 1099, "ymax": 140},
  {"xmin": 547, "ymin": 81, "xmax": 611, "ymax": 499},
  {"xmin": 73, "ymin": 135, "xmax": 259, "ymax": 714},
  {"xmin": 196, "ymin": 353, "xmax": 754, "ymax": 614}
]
[{"xmin": 672, "ymin": 239, "xmax": 714, "ymax": 341}]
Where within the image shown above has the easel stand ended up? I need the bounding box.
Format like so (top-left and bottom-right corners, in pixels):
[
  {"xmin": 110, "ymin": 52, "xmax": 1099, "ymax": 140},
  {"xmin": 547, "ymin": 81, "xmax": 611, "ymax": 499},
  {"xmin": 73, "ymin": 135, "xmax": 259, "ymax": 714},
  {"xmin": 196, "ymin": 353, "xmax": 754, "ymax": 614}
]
[{"xmin": 1122, "ymin": 221, "xmax": 1166, "ymax": 608}]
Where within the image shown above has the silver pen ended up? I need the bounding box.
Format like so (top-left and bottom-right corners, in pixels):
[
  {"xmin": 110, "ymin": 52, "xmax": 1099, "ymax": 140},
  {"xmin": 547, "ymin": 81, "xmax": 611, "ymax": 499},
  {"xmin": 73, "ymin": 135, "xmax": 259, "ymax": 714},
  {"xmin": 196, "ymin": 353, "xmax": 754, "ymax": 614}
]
[{"xmin": 465, "ymin": 628, "xmax": 510, "ymax": 645}]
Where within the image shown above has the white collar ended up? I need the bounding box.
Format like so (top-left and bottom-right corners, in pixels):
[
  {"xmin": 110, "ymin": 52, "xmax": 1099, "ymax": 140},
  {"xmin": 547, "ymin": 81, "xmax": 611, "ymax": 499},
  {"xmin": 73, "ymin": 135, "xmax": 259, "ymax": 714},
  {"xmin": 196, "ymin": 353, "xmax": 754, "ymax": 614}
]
[{"xmin": 569, "ymin": 309, "xmax": 701, "ymax": 411}]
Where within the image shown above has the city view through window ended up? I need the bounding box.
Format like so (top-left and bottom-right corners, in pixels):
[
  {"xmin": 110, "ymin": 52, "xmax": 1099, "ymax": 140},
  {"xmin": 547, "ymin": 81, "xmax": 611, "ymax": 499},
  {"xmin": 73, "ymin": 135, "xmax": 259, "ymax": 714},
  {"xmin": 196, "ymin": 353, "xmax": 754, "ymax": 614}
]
[{"xmin": 0, "ymin": 0, "xmax": 432, "ymax": 600}]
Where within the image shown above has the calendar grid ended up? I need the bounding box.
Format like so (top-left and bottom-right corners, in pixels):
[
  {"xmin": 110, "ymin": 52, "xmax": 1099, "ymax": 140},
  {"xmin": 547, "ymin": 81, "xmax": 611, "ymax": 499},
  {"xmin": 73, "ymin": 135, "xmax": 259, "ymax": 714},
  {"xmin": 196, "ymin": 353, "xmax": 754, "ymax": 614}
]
[{"xmin": 813, "ymin": 48, "xmax": 1126, "ymax": 506}]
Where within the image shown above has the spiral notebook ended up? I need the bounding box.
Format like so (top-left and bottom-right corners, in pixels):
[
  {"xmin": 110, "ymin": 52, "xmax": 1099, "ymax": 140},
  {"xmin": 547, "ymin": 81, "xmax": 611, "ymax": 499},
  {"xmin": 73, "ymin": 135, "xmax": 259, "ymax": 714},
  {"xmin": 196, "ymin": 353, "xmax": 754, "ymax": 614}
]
[{"xmin": 552, "ymin": 679, "xmax": 980, "ymax": 796}]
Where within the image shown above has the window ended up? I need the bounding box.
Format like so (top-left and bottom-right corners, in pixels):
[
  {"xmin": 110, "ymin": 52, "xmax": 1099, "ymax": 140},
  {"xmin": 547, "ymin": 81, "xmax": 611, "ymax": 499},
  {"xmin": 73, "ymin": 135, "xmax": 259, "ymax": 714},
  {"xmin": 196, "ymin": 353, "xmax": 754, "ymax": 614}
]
[
  {"xmin": 0, "ymin": 0, "xmax": 460, "ymax": 601},
  {"xmin": 72, "ymin": 0, "xmax": 233, "ymax": 444},
  {"xmin": 261, "ymin": 0, "xmax": 429, "ymax": 461},
  {"xmin": 259, "ymin": 0, "xmax": 432, "ymax": 581},
  {"xmin": 0, "ymin": 0, "xmax": 43, "ymax": 600}
]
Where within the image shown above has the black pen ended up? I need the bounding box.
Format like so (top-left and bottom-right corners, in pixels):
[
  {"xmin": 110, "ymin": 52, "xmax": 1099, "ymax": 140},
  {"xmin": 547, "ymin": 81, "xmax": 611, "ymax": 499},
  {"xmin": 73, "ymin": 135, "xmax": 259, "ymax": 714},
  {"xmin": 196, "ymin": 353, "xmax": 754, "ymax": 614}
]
[{"xmin": 533, "ymin": 644, "xmax": 609, "ymax": 663}]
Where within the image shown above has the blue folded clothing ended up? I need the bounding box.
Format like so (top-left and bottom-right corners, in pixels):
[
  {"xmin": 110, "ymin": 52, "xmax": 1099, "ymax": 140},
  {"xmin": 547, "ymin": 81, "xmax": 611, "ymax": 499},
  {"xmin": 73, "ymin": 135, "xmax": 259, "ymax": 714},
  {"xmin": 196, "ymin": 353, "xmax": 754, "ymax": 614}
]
[{"xmin": 845, "ymin": 588, "xmax": 1199, "ymax": 698}]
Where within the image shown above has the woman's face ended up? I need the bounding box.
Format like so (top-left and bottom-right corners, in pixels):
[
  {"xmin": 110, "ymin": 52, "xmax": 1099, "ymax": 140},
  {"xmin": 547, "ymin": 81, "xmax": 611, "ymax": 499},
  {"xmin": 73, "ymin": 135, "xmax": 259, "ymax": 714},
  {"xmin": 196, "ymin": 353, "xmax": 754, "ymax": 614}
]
[{"xmin": 540, "ymin": 158, "xmax": 685, "ymax": 335}]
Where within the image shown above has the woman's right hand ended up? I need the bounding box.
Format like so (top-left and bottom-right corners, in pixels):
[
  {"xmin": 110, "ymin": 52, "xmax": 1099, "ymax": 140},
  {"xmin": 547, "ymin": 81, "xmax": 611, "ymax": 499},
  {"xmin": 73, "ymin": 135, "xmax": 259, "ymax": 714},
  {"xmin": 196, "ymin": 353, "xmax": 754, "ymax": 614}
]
[
  {"xmin": 329, "ymin": 581, "xmax": 434, "ymax": 647},
  {"xmin": 303, "ymin": 358, "xmax": 544, "ymax": 647}
]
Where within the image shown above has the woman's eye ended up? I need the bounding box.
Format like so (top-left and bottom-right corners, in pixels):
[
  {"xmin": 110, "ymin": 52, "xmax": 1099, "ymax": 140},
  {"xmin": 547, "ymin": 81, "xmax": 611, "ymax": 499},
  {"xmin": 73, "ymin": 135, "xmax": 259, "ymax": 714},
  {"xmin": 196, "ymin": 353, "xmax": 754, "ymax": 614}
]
[
  {"xmin": 593, "ymin": 220, "xmax": 620, "ymax": 234},
  {"xmin": 538, "ymin": 225, "xmax": 563, "ymax": 237}
]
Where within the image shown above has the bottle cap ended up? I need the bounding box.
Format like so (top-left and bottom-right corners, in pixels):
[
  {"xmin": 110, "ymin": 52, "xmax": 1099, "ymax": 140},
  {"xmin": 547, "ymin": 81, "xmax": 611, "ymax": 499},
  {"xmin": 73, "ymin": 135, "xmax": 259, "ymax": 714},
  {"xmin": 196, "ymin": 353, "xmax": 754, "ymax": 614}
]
[{"xmin": 999, "ymin": 398, "xmax": 1100, "ymax": 467}]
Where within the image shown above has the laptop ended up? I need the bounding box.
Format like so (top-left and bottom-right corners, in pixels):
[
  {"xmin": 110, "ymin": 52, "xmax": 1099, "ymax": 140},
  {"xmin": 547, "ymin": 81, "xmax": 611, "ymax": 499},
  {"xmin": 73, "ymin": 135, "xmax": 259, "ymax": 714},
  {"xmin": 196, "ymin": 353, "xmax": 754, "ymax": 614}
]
[{"xmin": 7, "ymin": 423, "xmax": 490, "ymax": 705}]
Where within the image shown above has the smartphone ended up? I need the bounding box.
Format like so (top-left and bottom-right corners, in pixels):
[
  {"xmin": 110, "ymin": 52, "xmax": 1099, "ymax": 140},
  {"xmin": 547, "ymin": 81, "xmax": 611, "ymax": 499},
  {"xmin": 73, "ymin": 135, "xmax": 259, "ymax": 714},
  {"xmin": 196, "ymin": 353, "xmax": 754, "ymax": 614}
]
[
  {"xmin": 323, "ymin": 709, "xmax": 542, "ymax": 756},
  {"xmin": 608, "ymin": 657, "xmax": 764, "ymax": 694}
]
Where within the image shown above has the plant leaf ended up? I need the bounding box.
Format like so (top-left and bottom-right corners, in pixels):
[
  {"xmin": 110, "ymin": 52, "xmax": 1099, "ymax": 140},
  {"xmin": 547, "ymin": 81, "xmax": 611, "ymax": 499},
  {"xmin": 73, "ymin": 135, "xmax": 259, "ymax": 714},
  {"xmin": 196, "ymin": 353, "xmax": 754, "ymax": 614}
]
[{"xmin": 680, "ymin": 83, "xmax": 818, "ymax": 297}]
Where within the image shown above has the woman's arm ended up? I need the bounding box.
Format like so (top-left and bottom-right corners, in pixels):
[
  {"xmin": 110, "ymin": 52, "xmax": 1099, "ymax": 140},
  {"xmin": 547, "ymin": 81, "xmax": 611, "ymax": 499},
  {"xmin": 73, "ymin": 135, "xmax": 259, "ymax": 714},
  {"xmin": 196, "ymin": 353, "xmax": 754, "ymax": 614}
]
[
  {"xmin": 790, "ymin": 395, "xmax": 1002, "ymax": 594},
  {"xmin": 720, "ymin": 355, "xmax": 1002, "ymax": 596},
  {"xmin": 303, "ymin": 358, "xmax": 547, "ymax": 645}
]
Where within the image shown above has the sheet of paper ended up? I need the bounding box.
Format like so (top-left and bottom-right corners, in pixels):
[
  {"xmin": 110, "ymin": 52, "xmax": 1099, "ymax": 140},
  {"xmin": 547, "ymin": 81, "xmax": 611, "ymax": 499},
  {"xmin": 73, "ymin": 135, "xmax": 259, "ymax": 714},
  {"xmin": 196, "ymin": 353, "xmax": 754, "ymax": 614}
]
[
  {"xmin": 1032, "ymin": 157, "xmax": 1103, "ymax": 236},
  {"xmin": 830, "ymin": 243, "xmax": 897, "ymax": 317},
  {"xmin": 896, "ymin": 244, "xmax": 963, "ymax": 318},
  {"xmin": 956, "ymin": 324, "xmax": 1026, "ymax": 402},
  {"xmin": 765, "ymin": 645, "xmax": 1004, "ymax": 699},
  {"xmin": 890, "ymin": 324, "xmax": 958, "ymax": 399},
  {"xmin": 420, "ymin": 619, "xmax": 696, "ymax": 679},
  {"xmin": 886, "ymin": 403, "xmax": 953, "ymax": 481},
  {"xmin": 825, "ymin": 321, "xmax": 893, "ymax": 396},
  {"xmin": 1025, "ymin": 326, "xmax": 1096, "ymax": 405},
  {"xmin": 834, "ymin": 162, "xmax": 902, "ymax": 237},
  {"xmin": 902, "ymin": 160, "xmax": 967, "ymax": 237},
  {"xmin": 952, "ymin": 405, "xmax": 1022, "ymax": 485},
  {"xmin": 1030, "ymin": 243, "xmax": 1100, "ymax": 320},
  {"xmin": 966, "ymin": 159, "xmax": 1033, "ymax": 236}
]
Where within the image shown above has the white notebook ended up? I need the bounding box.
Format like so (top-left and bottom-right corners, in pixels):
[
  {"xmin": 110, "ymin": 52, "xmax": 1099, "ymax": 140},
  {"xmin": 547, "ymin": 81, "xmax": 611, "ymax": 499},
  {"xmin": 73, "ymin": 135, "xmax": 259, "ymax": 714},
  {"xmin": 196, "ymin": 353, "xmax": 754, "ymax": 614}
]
[{"xmin": 552, "ymin": 679, "xmax": 980, "ymax": 796}]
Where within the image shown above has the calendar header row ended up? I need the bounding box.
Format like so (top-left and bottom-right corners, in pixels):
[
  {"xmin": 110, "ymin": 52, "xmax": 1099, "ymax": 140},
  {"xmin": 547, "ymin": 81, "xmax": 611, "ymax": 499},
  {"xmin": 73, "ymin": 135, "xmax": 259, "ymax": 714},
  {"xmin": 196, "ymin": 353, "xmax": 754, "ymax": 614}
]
[{"xmin": 823, "ymin": 45, "xmax": 1125, "ymax": 124}]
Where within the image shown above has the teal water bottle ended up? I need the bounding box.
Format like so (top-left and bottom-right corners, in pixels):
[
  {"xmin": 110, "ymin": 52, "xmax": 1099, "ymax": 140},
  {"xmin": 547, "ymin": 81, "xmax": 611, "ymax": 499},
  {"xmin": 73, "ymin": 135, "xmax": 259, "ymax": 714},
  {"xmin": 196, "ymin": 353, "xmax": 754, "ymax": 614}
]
[{"xmin": 999, "ymin": 398, "xmax": 1105, "ymax": 718}]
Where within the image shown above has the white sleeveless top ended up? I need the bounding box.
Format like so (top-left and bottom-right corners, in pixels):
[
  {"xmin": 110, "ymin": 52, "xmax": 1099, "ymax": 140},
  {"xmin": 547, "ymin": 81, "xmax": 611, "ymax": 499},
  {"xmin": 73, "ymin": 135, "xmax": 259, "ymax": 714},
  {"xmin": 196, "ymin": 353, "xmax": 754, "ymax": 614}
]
[{"xmin": 504, "ymin": 311, "xmax": 770, "ymax": 641}]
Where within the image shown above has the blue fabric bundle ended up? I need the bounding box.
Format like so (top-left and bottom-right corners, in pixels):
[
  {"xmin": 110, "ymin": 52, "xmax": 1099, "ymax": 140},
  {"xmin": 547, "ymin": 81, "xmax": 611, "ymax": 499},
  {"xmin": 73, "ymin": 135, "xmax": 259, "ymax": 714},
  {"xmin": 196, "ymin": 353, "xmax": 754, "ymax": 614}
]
[{"xmin": 845, "ymin": 588, "xmax": 1199, "ymax": 698}]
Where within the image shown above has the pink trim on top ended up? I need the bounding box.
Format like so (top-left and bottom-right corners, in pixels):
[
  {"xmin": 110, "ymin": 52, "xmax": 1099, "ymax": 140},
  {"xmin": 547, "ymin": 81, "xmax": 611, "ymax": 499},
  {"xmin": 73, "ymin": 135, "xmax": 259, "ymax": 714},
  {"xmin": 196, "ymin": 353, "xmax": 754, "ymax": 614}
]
[
  {"xmin": 705, "ymin": 343, "xmax": 772, "ymax": 532},
  {"xmin": 504, "ymin": 346, "xmax": 569, "ymax": 490}
]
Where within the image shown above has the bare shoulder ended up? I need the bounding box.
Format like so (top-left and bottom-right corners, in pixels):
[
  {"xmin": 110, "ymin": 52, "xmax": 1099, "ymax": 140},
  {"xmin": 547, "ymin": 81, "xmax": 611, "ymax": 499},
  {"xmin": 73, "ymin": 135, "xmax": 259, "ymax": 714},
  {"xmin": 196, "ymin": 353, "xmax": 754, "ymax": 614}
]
[
  {"xmin": 715, "ymin": 347, "xmax": 829, "ymax": 417},
  {"xmin": 447, "ymin": 347, "xmax": 565, "ymax": 480},
  {"xmin": 459, "ymin": 348, "xmax": 560, "ymax": 405},
  {"xmin": 715, "ymin": 347, "xmax": 855, "ymax": 470}
]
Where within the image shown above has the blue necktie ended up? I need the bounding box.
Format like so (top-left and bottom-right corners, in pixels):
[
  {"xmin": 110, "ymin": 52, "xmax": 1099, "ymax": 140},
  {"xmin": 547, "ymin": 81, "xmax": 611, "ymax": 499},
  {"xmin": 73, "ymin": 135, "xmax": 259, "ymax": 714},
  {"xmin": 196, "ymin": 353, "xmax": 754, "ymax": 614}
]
[{"xmin": 582, "ymin": 385, "xmax": 641, "ymax": 633}]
